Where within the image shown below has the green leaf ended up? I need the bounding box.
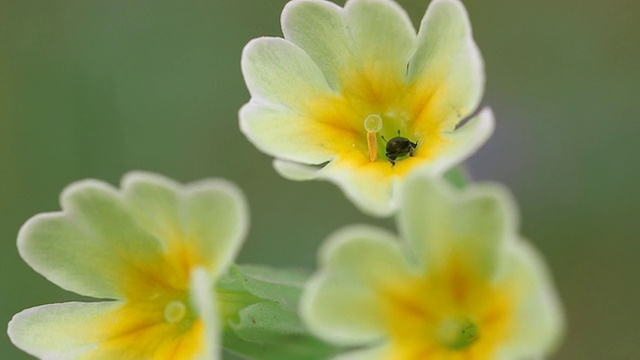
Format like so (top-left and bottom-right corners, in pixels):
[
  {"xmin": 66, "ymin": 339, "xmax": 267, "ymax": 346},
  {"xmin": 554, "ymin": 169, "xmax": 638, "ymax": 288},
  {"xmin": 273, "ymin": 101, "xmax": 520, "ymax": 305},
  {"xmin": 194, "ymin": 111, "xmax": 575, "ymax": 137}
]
[{"xmin": 216, "ymin": 265, "xmax": 344, "ymax": 360}]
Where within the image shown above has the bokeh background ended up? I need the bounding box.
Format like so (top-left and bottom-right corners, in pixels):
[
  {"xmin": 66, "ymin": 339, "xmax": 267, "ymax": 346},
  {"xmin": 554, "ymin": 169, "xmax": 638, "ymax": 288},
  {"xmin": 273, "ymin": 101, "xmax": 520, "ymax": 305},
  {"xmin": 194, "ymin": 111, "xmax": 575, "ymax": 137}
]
[{"xmin": 1, "ymin": 0, "xmax": 638, "ymax": 358}]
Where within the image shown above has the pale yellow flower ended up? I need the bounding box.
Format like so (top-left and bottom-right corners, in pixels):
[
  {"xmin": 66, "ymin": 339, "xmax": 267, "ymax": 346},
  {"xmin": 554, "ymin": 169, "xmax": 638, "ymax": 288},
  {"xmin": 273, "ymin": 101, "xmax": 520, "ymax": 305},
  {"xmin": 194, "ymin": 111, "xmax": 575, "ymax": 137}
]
[
  {"xmin": 8, "ymin": 172, "xmax": 248, "ymax": 359},
  {"xmin": 241, "ymin": 0, "xmax": 493, "ymax": 216},
  {"xmin": 301, "ymin": 175, "xmax": 564, "ymax": 359}
]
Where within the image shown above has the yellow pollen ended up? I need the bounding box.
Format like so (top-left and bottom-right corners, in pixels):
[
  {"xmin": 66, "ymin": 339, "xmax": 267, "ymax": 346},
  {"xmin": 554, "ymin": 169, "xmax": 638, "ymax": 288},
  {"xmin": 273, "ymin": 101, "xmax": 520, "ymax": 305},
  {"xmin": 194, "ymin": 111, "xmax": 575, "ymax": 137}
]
[
  {"xmin": 164, "ymin": 300, "xmax": 187, "ymax": 324},
  {"xmin": 364, "ymin": 114, "xmax": 383, "ymax": 162},
  {"xmin": 436, "ymin": 317, "xmax": 479, "ymax": 351}
]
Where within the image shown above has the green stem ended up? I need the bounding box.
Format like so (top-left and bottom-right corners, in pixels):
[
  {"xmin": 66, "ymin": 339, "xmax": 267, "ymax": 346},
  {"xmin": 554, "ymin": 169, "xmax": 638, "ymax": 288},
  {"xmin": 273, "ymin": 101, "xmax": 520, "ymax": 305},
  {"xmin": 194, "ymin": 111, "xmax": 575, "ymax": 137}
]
[{"xmin": 444, "ymin": 165, "xmax": 470, "ymax": 189}]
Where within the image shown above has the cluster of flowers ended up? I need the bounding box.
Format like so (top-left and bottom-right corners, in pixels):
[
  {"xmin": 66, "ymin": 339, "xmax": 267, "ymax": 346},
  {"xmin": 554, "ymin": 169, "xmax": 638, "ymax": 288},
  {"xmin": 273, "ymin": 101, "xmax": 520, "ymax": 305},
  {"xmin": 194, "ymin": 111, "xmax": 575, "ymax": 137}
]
[{"xmin": 8, "ymin": 0, "xmax": 563, "ymax": 359}]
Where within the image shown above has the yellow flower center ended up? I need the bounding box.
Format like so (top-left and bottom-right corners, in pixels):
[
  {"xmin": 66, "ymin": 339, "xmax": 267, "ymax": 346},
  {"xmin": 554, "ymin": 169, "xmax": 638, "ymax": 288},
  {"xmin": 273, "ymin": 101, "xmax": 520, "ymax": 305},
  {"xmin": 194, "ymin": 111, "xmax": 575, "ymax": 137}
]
[
  {"xmin": 381, "ymin": 259, "xmax": 514, "ymax": 359},
  {"xmin": 306, "ymin": 65, "xmax": 451, "ymax": 177},
  {"xmin": 87, "ymin": 237, "xmax": 208, "ymax": 358}
]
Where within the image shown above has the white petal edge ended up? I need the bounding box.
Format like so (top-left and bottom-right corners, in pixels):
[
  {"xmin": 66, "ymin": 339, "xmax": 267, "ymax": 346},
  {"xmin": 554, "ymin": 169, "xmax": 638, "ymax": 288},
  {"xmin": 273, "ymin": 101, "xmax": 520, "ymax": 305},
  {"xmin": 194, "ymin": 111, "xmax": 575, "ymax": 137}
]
[
  {"xmin": 18, "ymin": 179, "xmax": 165, "ymax": 300},
  {"xmin": 190, "ymin": 267, "xmax": 220, "ymax": 360},
  {"xmin": 7, "ymin": 301, "xmax": 123, "ymax": 360}
]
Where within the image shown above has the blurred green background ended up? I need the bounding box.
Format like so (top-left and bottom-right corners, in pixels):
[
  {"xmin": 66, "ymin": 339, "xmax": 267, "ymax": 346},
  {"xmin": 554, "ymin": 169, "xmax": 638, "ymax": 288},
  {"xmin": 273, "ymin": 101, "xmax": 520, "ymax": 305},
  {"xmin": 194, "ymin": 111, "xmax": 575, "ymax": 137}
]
[{"xmin": 1, "ymin": 0, "xmax": 638, "ymax": 358}]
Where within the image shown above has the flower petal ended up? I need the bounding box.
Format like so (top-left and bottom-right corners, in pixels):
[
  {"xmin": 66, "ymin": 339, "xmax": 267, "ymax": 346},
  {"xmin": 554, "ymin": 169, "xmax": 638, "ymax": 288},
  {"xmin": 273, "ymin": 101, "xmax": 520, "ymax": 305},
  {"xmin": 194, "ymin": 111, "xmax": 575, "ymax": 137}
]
[
  {"xmin": 424, "ymin": 107, "xmax": 495, "ymax": 176},
  {"xmin": 283, "ymin": 0, "xmax": 417, "ymax": 96},
  {"xmin": 301, "ymin": 225, "xmax": 416, "ymax": 345},
  {"xmin": 343, "ymin": 0, "xmax": 417, "ymax": 86},
  {"xmin": 241, "ymin": 37, "xmax": 334, "ymax": 110},
  {"xmin": 8, "ymin": 301, "xmax": 122, "ymax": 359},
  {"xmin": 276, "ymin": 158, "xmax": 400, "ymax": 217},
  {"xmin": 181, "ymin": 179, "xmax": 248, "ymax": 276},
  {"xmin": 319, "ymin": 161, "xmax": 398, "ymax": 217},
  {"xmin": 497, "ymin": 241, "xmax": 564, "ymax": 358},
  {"xmin": 120, "ymin": 172, "xmax": 183, "ymax": 251},
  {"xmin": 240, "ymin": 101, "xmax": 340, "ymax": 164},
  {"xmin": 281, "ymin": 0, "xmax": 351, "ymax": 90},
  {"xmin": 190, "ymin": 267, "xmax": 219, "ymax": 360},
  {"xmin": 18, "ymin": 180, "xmax": 166, "ymax": 299},
  {"xmin": 121, "ymin": 172, "xmax": 248, "ymax": 277},
  {"xmin": 398, "ymin": 174, "xmax": 518, "ymax": 279},
  {"xmin": 408, "ymin": 0, "xmax": 484, "ymax": 130},
  {"xmin": 273, "ymin": 159, "xmax": 321, "ymax": 181}
]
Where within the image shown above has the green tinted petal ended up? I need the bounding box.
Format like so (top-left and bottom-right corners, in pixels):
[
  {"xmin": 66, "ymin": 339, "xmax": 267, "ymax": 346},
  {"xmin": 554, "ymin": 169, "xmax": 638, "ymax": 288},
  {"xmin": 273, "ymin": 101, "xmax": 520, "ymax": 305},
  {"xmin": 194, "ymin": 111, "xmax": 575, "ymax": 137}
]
[
  {"xmin": 18, "ymin": 180, "xmax": 165, "ymax": 299},
  {"xmin": 8, "ymin": 301, "xmax": 122, "ymax": 359},
  {"xmin": 398, "ymin": 174, "xmax": 517, "ymax": 279},
  {"xmin": 181, "ymin": 179, "xmax": 248, "ymax": 275},
  {"xmin": 408, "ymin": 0, "xmax": 484, "ymax": 130},
  {"xmin": 240, "ymin": 102, "xmax": 336, "ymax": 164},
  {"xmin": 344, "ymin": 0, "xmax": 416, "ymax": 83},
  {"xmin": 122, "ymin": 172, "xmax": 248, "ymax": 276},
  {"xmin": 497, "ymin": 241, "xmax": 564, "ymax": 358},
  {"xmin": 301, "ymin": 225, "xmax": 415, "ymax": 345},
  {"xmin": 281, "ymin": 0, "xmax": 351, "ymax": 89},
  {"xmin": 121, "ymin": 172, "xmax": 183, "ymax": 250},
  {"xmin": 283, "ymin": 0, "xmax": 417, "ymax": 94},
  {"xmin": 241, "ymin": 37, "xmax": 334, "ymax": 109}
]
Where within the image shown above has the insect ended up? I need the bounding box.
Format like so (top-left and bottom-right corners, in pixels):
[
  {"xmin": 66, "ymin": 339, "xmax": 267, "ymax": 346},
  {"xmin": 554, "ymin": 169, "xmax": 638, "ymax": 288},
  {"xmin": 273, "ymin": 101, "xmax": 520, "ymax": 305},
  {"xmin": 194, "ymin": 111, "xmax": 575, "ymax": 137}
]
[{"xmin": 381, "ymin": 131, "xmax": 418, "ymax": 167}]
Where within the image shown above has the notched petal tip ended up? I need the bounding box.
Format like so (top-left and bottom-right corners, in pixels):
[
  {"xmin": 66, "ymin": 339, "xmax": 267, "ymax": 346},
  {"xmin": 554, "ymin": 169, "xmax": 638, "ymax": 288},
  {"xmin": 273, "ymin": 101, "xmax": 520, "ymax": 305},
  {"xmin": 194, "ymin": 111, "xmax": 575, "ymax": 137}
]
[
  {"xmin": 317, "ymin": 224, "xmax": 400, "ymax": 266},
  {"xmin": 59, "ymin": 178, "xmax": 120, "ymax": 211},
  {"xmin": 121, "ymin": 170, "xmax": 183, "ymax": 195},
  {"xmin": 184, "ymin": 178, "xmax": 250, "ymax": 274},
  {"xmin": 398, "ymin": 173, "xmax": 522, "ymax": 280}
]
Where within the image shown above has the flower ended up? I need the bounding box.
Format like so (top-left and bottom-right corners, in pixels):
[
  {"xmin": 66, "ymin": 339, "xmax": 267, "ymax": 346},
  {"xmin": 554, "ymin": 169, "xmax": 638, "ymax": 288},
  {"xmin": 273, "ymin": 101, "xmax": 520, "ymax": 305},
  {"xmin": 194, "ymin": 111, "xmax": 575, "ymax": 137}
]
[
  {"xmin": 240, "ymin": 0, "xmax": 493, "ymax": 216},
  {"xmin": 8, "ymin": 172, "xmax": 248, "ymax": 359},
  {"xmin": 301, "ymin": 175, "xmax": 564, "ymax": 359}
]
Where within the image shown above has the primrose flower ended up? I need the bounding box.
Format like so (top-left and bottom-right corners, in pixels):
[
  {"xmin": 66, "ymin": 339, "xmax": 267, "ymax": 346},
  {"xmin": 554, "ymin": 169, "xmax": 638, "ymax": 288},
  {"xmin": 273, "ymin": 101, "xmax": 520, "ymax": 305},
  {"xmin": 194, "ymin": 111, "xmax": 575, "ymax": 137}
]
[
  {"xmin": 301, "ymin": 175, "xmax": 563, "ymax": 359},
  {"xmin": 8, "ymin": 172, "xmax": 248, "ymax": 359},
  {"xmin": 240, "ymin": 0, "xmax": 493, "ymax": 216}
]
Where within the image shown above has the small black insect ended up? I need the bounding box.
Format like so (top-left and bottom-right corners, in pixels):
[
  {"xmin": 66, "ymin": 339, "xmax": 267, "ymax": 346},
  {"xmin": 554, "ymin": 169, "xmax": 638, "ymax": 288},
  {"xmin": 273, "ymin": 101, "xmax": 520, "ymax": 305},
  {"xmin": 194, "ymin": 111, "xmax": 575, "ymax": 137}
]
[{"xmin": 381, "ymin": 131, "xmax": 418, "ymax": 167}]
